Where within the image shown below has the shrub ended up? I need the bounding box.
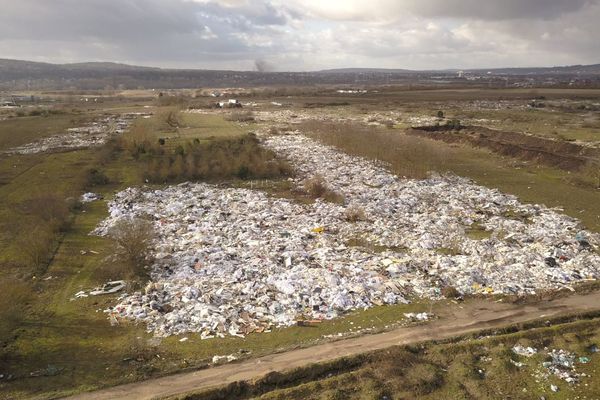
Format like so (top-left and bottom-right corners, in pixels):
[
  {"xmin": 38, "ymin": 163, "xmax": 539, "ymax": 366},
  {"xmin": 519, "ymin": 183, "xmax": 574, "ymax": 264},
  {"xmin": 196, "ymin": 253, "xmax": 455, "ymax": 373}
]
[
  {"xmin": 304, "ymin": 174, "xmax": 328, "ymax": 198},
  {"xmin": 344, "ymin": 205, "xmax": 366, "ymax": 222},
  {"xmin": 304, "ymin": 174, "xmax": 345, "ymax": 204},
  {"xmin": 226, "ymin": 111, "xmax": 255, "ymax": 122},
  {"xmin": 441, "ymin": 286, "xmax": 461, "ymax": 299},
  {"xmin": 18, "ymin": 225, "xmax": 55, "ymax": 272},
  {"xmin": 0, "ymin": 279, "xmax": 32, "ymax": 343},
  {"xmin": 85, "ymin": 168, "xmax": 110, "ymax": 187},
  {"xmin": 141, "ymin": 134, "xmax": 290, "ymax": 183},
  {"xmin": 445, "ymin": 119, "xmax": 462, "ymax": 130},
  {"xmin": 22, "ymin": 195, "xmax": 71, "ymax": 232},
  {"xmin": 109, "ymin": 218, "xmax": 156, "ymax": 278}
]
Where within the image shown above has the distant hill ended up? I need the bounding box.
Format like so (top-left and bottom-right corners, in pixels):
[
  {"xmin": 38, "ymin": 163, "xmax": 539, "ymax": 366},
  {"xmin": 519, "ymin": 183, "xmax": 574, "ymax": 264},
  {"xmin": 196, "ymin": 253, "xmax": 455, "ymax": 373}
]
[
  {"xmin": 318, "ymin": 68, "xmax": 414, "ymax": 74},
  {"xmin": 467, "ymin": 64, "xmax": 600, "ymax": 75},
  {"xmin": 1, "ymin": 59, "xmax": 599, "ymax": 90},
  {"xmin": 320, "ymin": 64, "xmax": 600, "ymax": 75}
]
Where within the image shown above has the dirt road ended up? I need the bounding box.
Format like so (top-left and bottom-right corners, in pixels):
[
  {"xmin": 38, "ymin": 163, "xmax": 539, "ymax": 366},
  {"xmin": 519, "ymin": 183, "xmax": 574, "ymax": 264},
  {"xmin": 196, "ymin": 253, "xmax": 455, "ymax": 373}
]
[{"xmin": 65, "ymin": 291, "xmax": 600, "ymax": 400}]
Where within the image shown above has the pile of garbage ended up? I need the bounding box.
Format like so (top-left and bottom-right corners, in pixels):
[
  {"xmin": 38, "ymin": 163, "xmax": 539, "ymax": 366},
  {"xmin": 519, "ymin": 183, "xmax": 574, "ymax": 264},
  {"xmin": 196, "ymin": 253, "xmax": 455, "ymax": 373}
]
[
  {"xmin": 94, "ymin": 133, "xmax": 600, "ymax": 337},
  {"xmin": 5, "ymin": 113, "xmax": 145, "ymax": 155},
  {"xmin": 544, "ymin": 349, "xmax": 582, "ymax": 384}
]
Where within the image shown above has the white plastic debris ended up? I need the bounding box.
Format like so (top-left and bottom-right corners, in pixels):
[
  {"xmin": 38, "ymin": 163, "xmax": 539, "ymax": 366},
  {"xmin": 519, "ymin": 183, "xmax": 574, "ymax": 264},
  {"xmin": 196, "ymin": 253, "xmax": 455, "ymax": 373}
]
[
  {"xmin": 512, "ymin": 345, "xmax": 538, "ymax": 357},
  {"xmin": 212, "ymin": 354, "xmax": 238, "ymax": 364},
  {"xmin": 544, "ymin": 349, "xmax": 581, "ymax": 383},
  {"xmin": 5, "ymin": 113, "xmax": 148, "ymax": 155},
  {"xmin": 87, "ymin": 281, "xmax": 126, "ymax": 296},
  {"xmin": 403, "ymin": 312, "xmax": 432, "ymax": 322},
  {"xmin": 81, "ymin": 192, "xmax": 103, "ymax": 203},
  {"xmin": 94, "ymin": 134, "xmax": 600, "ymax": 338}
]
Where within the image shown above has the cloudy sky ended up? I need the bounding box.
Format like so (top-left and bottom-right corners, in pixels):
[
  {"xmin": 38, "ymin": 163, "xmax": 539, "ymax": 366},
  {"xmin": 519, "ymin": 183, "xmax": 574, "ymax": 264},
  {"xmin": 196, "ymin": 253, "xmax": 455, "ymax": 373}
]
[{"xmin": 0, "ymin": 0, "xmax": 598, "ymax": 71}]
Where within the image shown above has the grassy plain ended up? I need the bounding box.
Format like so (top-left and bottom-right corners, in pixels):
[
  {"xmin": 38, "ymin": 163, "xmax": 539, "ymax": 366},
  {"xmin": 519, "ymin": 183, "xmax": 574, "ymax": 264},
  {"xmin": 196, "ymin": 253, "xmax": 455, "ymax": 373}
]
[{"xmin": 1, "ymin": 88, "xmax": 600, "ymax": 399}]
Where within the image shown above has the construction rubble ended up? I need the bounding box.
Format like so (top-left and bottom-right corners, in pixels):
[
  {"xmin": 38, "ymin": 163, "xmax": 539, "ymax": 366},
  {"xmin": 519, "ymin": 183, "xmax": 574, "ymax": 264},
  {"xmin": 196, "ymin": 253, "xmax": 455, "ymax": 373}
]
[
  {"xmin": 94, "ymin": 133, "xmax": 600, "ymax": 337},
  {"xmin": 5, "ymin": 113, "xmax": 145, "ymax": 155}
]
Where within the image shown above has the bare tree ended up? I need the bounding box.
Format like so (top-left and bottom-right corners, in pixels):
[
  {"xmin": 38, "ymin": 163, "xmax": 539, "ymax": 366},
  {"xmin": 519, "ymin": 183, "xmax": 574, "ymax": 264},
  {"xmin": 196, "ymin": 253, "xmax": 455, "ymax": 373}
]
[{"xmin": 109, "ymin": 218, "xmax": 156, "ymax": 278}]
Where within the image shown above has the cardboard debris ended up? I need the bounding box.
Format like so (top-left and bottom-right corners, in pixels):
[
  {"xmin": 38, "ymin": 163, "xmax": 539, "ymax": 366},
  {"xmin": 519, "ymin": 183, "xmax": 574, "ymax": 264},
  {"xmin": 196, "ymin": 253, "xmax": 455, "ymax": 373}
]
[{"xmin": 93, "ymin": 134, "xmax": 600, "ymax": 337}]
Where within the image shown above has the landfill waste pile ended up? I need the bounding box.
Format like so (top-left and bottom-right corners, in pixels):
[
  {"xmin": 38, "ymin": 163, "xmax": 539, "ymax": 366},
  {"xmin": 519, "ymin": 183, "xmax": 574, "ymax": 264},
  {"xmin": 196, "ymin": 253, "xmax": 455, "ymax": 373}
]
[
  {"xmin": 5, "ymin": 113, "xmax": 145, "ymax": 155},
  {"xmin": 94, "ymin": 133, "xmax": 600, "ymax": 337}
]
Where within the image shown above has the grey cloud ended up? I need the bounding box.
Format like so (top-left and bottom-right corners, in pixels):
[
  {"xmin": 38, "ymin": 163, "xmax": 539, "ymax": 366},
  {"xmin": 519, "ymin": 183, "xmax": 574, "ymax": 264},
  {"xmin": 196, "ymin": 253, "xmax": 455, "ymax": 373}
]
[
  {"xmin": 0, "ymin": 0, "xmax": 291, "ymax": 66},
  {"xmin": 0, "ymin": 0, "xmax": 598, "ymax": 71},
  {"xmin": 400, "ymin": 0, "xmax": 594, "ymax": 20}
]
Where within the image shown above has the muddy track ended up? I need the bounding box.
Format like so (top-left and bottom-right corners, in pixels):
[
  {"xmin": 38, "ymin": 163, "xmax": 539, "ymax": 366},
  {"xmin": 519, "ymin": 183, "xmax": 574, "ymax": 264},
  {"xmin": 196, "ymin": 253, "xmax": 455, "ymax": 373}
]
[
  {"xmin": 408, "ymin": 126, "xmax": 600, "ymax": 170},
  {"xmin": 64, "ymin": 290, "xmax": 600, "ymax": 400}
]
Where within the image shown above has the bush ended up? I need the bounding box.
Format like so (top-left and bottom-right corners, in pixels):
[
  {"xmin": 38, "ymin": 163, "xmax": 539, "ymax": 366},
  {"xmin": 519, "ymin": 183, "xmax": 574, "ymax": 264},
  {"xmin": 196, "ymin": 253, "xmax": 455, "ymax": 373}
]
[
  {"xmin": 304, "ymin": 174, "xmax": 345, "ymax": 204},
  {"xmin": 18, "ymin": 225, "xmax": 55, "ymax": 273},
  {"xmin": 226, "ymin": 111, "xmax": 255, "ymax": 122},
  {"xmin": 109, "ymin": 218, "xmax": 156, "ymax": 278},
  {"xmin": 142, "ymin": 134, "xmax": 291, "ymax": 183},
  {"xmin": 441, "ymin": 286, "xmax": 461, "ymax": 299},
  {"xmin": 85, "ymin": 168, "xmax": 110, "ymax": 187},
  {"xmin": 22, "ymin": 195, "xmax": 71, "ymax": 232},
  {"xmin": 0, "ymin": 279, "xmax": 32, "ymax": 343},
  {"xmin": 304, "ymin": 174, "xmax": 328, "ymax": 198},
  {"xmin": 445, "ymin": 119, "xmax": 462, "ymax": 130},
  {"xmin": 344, "ymin": 205, "xmax": 366, "ymax": 222}
]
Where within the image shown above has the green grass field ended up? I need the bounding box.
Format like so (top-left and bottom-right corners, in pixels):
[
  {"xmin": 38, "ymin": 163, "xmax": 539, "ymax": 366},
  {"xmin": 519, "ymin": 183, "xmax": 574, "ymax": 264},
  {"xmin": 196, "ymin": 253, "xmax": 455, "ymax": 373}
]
[{"xmin": 0, "ymin": 113, "xmax": 92, "ymax": 151}]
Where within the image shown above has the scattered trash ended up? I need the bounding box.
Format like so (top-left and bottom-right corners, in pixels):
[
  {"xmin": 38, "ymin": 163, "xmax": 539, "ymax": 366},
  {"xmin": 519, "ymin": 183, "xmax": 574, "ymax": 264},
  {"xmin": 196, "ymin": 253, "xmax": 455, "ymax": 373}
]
[
  {"xmin": 90, "ymin": 280, "xmax": 126, "ymax": 296},
  {"xmin": 544, "ymin": 349, "xmax": 580, "ymax": 383},
  {"xmin": 81, "ymin": 192, "xmax": 103, "ymax": 203},
  {"xmin": 550, "ymin": 384, "xmax": 559, "ymax": 392},
  {"xmin": 579, "ymin": 356, "xmax": 590, "ymax": 364},
  {"xmin": 5, "ymin": 114, "xmax": 147, "ymax": 155},
  {"xmin": 179, "ymin": 337, "xmax": 188, "ymax": 342},
  {"xmin": 72, "ymin": 281, "xmax": 126, "ymax": 300},
  {"xmin": 403, "ymin": 312, "xmax": 432, "ymax": 322},
  {"xmin": 512, "ymin": 345, "xmax": 538, "ymax": 357},
  {"xmin": 29, "ymin": 365, "xmax": 63, "ymax": 377},
  {"xmin": 212, "ymin": 354, "xmax": 238, "ymax": 364}
]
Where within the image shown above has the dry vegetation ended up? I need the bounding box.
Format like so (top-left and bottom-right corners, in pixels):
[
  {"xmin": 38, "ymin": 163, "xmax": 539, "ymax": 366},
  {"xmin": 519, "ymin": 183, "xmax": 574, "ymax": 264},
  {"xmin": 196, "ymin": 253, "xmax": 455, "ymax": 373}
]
[
  {"xmin": 225, "ymin": 111, "xmax": 255, "ymax": 123},
  {"xmin": 108, "ymin": 218, "xmax": 156, "ymax": 280},
  {"xmin": 344, "ymin": 204, "xmax": 367, "ymax": 222},
  {"xmin": 303, "ymin": 174, "xmax": 345, "ymax": 204},
  {"xmin": 301, "ymin": 121, "xmax": 448, "ymax": 179},
  {"xmin": 0, "ymin": 279, "xmax": 32, "ymax": 345},
  {"xmin": 122, "ymin": 126, "xmax": 291, "ymax": 183}
]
